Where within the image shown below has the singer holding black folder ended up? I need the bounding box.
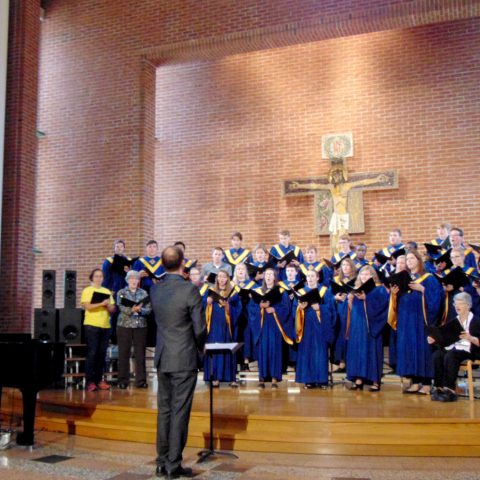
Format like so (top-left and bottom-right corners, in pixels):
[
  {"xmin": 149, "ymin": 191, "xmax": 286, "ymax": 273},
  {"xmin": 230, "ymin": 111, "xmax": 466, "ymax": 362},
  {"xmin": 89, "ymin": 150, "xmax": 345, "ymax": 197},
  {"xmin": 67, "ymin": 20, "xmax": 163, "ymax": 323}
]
[
  {"xmin": 80, "ymin": 268, "xmax": 116, "ymax": 393},
  {"xmin": 116, "ymin": 270, "xmax": 151, "ymax": 389},
  {"xmin": 428, "ymin": 292, "xmax": 480, "ymax": 402}
]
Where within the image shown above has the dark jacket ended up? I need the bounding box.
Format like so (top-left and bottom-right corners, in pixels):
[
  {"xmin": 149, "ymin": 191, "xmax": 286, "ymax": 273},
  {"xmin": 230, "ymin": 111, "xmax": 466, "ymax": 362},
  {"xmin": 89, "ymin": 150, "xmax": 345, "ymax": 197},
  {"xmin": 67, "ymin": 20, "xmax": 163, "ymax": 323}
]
[
  {"xmin": 150, "ymin": 273, "xmax": 207, "ymax": 372},
  {"xmin": 446, "ymin": 314, "xmax": 480, "ymax": 358},
  {"xmin": 468, "ymin": 315, "xmax": 480, "ymax": 358}
]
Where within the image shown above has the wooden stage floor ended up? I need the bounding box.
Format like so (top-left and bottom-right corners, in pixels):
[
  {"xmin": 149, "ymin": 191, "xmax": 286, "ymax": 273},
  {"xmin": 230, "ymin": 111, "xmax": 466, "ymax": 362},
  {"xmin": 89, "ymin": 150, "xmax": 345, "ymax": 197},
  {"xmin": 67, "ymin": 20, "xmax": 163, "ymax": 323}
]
[{"xmin": 5, "ymin": 372, "xmax": 480, "ymax": 457}]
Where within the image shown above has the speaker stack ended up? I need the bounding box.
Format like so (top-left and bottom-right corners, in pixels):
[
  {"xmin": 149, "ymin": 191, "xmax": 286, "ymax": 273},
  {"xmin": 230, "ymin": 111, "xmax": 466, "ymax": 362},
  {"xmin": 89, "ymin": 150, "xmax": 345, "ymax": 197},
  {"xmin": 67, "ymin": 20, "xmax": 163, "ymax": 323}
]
[
  {"xmin": 58, "ymin": 270, "xmax": 84, "ymax": 344},
  {"xmin": 34, "ymin": 270, "xmax": 58, "ymax": 342},
  {"xmin": 34, "ymin": 269, "xmax": 84, "ymax": 343}
]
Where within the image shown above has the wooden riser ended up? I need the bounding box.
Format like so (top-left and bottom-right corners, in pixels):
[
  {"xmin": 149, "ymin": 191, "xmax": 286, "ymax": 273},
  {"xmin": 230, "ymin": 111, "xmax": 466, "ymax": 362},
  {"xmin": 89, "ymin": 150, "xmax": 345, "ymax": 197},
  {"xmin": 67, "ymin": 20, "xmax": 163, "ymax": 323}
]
[
  {"xmin": 3, "ymin": 383, "xmax": 480, "ymax": 457},
  {"xmin": 31, "ymin": 404, "xmax": 480, "ymax": 456}
]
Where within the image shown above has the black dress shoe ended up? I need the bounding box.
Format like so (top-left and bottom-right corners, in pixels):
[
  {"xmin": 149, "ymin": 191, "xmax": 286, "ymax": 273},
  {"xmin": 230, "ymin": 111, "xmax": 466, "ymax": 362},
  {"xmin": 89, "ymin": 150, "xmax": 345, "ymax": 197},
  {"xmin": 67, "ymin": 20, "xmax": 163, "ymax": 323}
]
[
  {"xmin": 167, "ymin": 466, "xmax": 193, "ymax": 479},
  {"xmin": 136, "ymin": 382, "xmax": 148, "ymax": 388},
  {"xmin": 431, "ymin": 388, "xmax": 443, "ymax": 401},
  {"xmin": 438, "ymin": 389, "xmax": 458, "ymax": 402},
  {"xmin": 155, "ymin": 465, "xmax": 167, "ymax": 477},
  {"xmin": 349, "ymin": 382, "xmax": 364, "ymax": 391},
  {"xmin": 118, "ymin": 383, "xmax": 128, "ymax": 390}
]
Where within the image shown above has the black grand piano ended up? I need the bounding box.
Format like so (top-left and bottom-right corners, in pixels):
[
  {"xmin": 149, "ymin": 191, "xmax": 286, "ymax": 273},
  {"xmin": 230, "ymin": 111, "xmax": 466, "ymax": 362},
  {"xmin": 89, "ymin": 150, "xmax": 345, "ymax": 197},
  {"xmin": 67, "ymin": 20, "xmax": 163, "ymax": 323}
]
[{"xmin": 0, "ymin": 335, "xmax": 64, "ymax": 446}]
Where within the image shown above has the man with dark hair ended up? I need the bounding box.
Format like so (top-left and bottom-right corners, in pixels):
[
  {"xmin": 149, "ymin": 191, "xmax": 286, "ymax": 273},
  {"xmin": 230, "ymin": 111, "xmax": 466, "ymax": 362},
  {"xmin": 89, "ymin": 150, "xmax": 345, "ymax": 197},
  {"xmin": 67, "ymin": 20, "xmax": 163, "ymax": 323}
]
[
  {"xmin": 224, "ymin": 231, "xmax": 250, "ymax": 268},
  {"xmin": 132, "ymin": 240, "xmax": 165, "ymax": 292},
  {"xmin": 201, "ymin": 247, "xmax": 232, "ymax": 281},
  {"xmin": 150, "ymin": 246, "xmax": 207, "ymax": 479}
]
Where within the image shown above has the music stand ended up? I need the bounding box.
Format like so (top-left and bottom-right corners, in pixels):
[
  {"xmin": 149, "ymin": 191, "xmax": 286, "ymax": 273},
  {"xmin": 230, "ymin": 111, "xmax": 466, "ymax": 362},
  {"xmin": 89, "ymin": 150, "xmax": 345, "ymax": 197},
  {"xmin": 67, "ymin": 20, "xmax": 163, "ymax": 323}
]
[{"xmin": 197, "ymin": 342, "xmax": 243, "ymax": 464}]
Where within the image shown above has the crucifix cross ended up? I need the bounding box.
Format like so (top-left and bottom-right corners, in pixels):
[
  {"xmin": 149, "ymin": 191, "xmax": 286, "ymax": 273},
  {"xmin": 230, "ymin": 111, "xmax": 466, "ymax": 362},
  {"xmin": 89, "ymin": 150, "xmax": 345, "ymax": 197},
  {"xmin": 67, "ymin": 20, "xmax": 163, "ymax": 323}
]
[{"xmin": 283, "ymin": 159, "xmax": 398, "ymax": 253}]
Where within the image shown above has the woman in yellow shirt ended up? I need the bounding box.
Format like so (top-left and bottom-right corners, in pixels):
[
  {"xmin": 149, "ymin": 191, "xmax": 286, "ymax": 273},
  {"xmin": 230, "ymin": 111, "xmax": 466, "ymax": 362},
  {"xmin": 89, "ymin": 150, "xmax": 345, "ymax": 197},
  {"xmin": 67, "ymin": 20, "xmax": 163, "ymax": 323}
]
[{"xmin": 81, "ymin": 268, "xmax": 116, "ymax": 392}]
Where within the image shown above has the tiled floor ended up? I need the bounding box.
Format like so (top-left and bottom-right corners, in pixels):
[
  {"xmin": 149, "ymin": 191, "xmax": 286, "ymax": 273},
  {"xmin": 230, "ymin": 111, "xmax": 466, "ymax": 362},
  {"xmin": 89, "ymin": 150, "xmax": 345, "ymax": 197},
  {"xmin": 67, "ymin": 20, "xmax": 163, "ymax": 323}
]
[{"xmin": 0, "ymin": 431, "xmax": 480, "ymax": 479}]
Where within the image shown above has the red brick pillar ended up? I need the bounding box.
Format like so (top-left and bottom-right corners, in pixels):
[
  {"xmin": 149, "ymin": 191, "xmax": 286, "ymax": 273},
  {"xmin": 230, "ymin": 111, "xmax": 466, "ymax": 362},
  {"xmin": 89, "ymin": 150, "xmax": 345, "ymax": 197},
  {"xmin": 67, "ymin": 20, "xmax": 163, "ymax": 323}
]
[{"xmin": 1, "ymin": 0, "xmax": 40, "ymax": 332}]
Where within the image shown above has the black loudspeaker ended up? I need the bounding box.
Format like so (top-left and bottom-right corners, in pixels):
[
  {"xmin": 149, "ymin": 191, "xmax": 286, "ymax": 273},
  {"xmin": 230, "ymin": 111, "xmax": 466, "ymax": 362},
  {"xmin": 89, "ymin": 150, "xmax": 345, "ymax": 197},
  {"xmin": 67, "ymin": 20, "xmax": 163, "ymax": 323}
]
[
  {"xmin": 42, "ymin": 270, "xmax": 56, "ymax": 309},
  {"xmin": 64, "ymin": 270, "xmax": 77, "ymax": 309},
  {"xmin": 58, "ymin": 308, "xmax": 84, "ymax": 344},
  {"xmin": 34, "ymin": 308, "xmax": 58, "ymax": 342}
]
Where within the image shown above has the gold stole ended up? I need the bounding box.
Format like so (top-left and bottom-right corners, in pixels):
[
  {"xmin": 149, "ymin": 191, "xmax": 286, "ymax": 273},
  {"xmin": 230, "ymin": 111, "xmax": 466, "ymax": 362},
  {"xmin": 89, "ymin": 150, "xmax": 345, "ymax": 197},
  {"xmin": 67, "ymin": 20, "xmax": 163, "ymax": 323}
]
[
  {"xmin": 273, "ymin": 244, "xmax": 299, "ymax": 260},
  {"xmin": 262, "ymin": 308, "xmax": 293, "ymax": 345},
  {"xmin": 225, "ymin": 249, "xmax": 250, "ymax": 265},
  {"xmin": 346, "ymin": 289, "xmax": 378, "ymax": 339},
  {"xmin": 139, "ymin": 257, "xmax": 162, "ymax": 274},
  {"xmin": 295, "ymin": 286, "xmax": 326, "ymax": 343},
  {"xmin": 260, "ymin": 287, "xmax": 293, "ymax": 345},
  {"xmin": 387, "ymin": 273, "xmax": 431, "ymax": 330},
  {"xmin": 205, "ymin": 290, "xmax": 233, "ymax": 336}
]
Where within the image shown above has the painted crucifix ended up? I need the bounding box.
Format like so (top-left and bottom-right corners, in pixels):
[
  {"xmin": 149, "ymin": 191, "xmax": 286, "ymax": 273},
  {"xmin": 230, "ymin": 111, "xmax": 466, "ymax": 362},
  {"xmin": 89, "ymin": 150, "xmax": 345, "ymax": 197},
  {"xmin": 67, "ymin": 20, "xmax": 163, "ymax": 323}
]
[{"xmin": 284, "ymin": 156, "xmax": 398, "ymax": 253}]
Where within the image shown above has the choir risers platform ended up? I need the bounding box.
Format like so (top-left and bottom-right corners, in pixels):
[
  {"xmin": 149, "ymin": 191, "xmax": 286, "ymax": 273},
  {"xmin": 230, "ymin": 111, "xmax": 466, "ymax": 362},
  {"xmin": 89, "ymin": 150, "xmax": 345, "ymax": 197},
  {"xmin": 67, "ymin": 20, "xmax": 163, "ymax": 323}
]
[{"xmin": 3, "ymin": 374, "xmax": 480, "ymax": 457}]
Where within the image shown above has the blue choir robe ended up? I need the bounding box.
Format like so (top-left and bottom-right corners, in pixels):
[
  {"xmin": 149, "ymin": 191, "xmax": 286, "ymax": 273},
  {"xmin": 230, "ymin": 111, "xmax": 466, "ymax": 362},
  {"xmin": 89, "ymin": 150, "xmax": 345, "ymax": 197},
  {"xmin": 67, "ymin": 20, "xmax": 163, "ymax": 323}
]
[
  {"xmin": 389, "ymin": 273, "xmax": 443, "ymax": 379},
  {"xmin": 299, "ymin": 261, "xmax": 332, "ymax": 287},
  {"xmin": 463, "ymin": 248, "xmax": 477, "ymax": 270},
  {"xmin": 224, "ymin": 247, "xmax": 251, "ymax": 269},
  {"xmin": 247, "ymin": 289, "xmax": 293, "ymax": 381},
  {"xmin": 354, "ymin": 257, "xmax": 370, "ymax": 269},
  {"xmin": 249, "ymin": 260, "xmax": 269, "ymax": 286},
  {"xmin": 431, "ymin": 237, "xmax": 449, "ymax": 247},
  {"xmin": 235, "ymin": 280, "xmax": 257, "ymax": 361},
  {"xmin": 376, "ymin": 245, "xmax": 405, "ymax": 276},
  {"xmin": 294, "ymin": 286, "xmax": 335, "ymax": 385},
  {"xmin": 278, "ymin": 280, "xmax": 302, "ymax": 363},
  {"xmin": 330, "ymin": 251, "xmax": 357, "ymax": 266},
  {"xmin": 132, "ymin": 256, "xmax": 165, "ymax": 292},
  {"xmin": 424, "ymin": 260, "xmax": 437, "ymax": 275},
  {"xmin": 330, "ymin": 275, "xmax": 355, "ymax": 364},
  {"xmin": 102, "ymin": 255, "xmax": 130, "ymax": 294},
  {"xmin": 269, "ymin": 244, "xmax": 304, "ymax": 281},
  {"xmin": 346, "ymin": 285, "xmax": 389, "ymax": 384},
  {"xmin": 440, "ymin": 266, "xmax": 480, "ymax": 323},
  {"xmin": 201, "ymin": 285, "xmax": 242, "ymax": 382}
]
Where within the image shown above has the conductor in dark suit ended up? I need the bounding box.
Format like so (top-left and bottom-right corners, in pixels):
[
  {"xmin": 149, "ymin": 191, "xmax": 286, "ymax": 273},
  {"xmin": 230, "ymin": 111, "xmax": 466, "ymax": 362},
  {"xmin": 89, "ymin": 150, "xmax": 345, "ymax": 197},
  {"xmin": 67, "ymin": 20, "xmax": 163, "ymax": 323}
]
[{"xmin": 150, "ymin": 246, "xmax": 207, "ymax": 478}]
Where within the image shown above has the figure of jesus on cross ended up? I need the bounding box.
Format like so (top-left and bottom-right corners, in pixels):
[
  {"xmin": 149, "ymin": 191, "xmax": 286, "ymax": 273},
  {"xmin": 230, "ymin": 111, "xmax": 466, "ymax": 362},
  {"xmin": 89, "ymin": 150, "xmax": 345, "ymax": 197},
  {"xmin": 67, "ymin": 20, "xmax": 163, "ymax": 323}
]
[{"xmin": 284, "ymin": 157, "xmax": 398, "ymax": 253}]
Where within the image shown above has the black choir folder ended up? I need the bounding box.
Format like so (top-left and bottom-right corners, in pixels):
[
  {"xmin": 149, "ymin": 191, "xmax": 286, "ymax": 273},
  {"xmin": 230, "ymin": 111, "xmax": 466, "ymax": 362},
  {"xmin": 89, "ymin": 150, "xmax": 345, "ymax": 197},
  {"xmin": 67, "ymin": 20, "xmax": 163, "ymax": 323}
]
[
  {"xmin": 294, "ymin": 288, "xmax": 324, "ymax": 307},
  {"xmin": 425, "ymin": 321, "xmax": 464, "ymax": 348},
  {"xmin": 272, "ymin": 249, "xmax": 297, "ymax": 264},
  {"xmin": 245, "ymin": 259, "xmax": 275, "ymax": 278},
  {"xmin": 90, "ymin": 291, "xmax": 111, "ymax": 304},
  {"xmin": 329, "ymin": 278, "xmax": 356, "ymax": 295},
  {"xmin": 438, "ymin": 267, "xmax": 470, "ymax": 291},
  {"xmin": 250, "ymin": 286, "xmax": 283, "ymax": 305},
  {"xmin": 207, "ymin": 287, "xmax": 235, "ymax": 304},
  {"xmin": 118, "ymin": 295, "xmax": 149, "ymax": 308},
  {"xmin": 386, "ymin": 270, "xmax": 412, "ymax": 293},
  {"xmin": 111, "ymin": 254, "xmax": 132, "ymax": 275}
]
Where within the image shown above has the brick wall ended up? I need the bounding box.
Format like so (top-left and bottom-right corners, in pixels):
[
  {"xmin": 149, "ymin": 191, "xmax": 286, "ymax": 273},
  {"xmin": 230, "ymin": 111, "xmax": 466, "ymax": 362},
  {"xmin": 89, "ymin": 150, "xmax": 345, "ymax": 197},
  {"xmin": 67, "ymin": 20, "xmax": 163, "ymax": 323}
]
[
  {"xmin": 154, "ymin": 19, "xmax": 480, "ymax": 266},
  {"xmin": 6, "ymin": 0, "xmax": 475, "ymax": 320},
  {"xmin": 1, "ymin": 0, "xmax": 40, "ymax": 331}
]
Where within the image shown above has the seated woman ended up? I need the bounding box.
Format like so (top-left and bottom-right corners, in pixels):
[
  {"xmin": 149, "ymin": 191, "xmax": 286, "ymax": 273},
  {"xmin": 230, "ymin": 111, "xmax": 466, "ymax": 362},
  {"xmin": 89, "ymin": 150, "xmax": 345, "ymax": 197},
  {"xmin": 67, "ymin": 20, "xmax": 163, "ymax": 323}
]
[
  {"xmin": 247, "ymin": 268, "xmax": 293, "ymax": 389},
  {"xmin": 346, "ymin": 265, "xmax": 389, "ymax": 391},
  {"xmin": 201, "ymin": 270, "xmax": 242, "ymax": 388},
  {"xmin": 80, "ymin": 268, "xmax": 116, "ymax": 392},
  {"xmin": 294, "ymin": 269, "xmax": 335, "ymax": 389},
  {"xmin": 116, "ymin": 270, "xmax": 152, "ymax": 389},
  {"xmin": 428, "ymin": 292, "xmax": 480, "ymax": 402}
]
